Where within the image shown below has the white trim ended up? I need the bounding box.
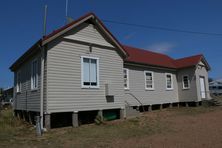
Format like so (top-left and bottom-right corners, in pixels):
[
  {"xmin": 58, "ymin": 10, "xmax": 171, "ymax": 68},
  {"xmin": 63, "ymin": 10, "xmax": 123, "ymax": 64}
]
[
  {"xmin": 123, "ymin": 68, "xmax": 129, "ymax": 90},
  {"xmin": 81, "ymin": 56, "xmax": 100, "ymax": 89},
  {"xmin": 182, "ymin": 75, "xmax": 190, "ymax": 90},
  {"xmin": 144, "ymin": 71, "xmax": 154, "ymax": 90},
  {"xmin": 165, "ymin": 73, "xmax": 173, "ymax": 90},
  {"xmin": 16, "ymin": 70, "xmax": 21, "ymax": 93},
  {"xmin": 31, "ymin": 58, "xmax": 38, "ymax": 90}
]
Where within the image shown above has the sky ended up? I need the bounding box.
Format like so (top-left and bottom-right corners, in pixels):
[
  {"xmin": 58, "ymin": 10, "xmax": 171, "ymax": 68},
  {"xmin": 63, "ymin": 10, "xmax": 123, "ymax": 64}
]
[{"xmin": 0, "ymin": 0, "xmax": 222, "ymax": 88}]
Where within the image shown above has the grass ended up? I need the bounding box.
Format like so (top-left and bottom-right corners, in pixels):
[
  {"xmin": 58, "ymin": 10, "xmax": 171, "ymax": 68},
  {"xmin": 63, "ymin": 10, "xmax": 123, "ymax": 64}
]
[{"xmin": 0, "ymin": 106, "xmax": 220, "ymax": 148}]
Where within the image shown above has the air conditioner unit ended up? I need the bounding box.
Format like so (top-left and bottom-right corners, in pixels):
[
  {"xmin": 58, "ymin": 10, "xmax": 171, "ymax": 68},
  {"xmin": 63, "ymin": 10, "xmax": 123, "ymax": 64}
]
[{"xmin": 105, "ymin": 83, "xmax": 114, "ymax": 96}]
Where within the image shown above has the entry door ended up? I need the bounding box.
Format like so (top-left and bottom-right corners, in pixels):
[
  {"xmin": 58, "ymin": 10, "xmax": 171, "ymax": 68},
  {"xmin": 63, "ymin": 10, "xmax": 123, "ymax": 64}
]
[{"xmin": 199, "ymin": 77, "xmax": 206, "ymax": 99}]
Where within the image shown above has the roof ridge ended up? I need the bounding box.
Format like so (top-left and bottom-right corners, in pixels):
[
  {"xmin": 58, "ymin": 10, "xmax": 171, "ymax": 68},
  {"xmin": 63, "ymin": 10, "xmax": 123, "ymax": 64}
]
[
  {"xmin": 175, "ymin": 54, "xmax": 203, "ymax": 61},
  {"xmin": 122, "ymin": 44, "xmax": 175, "ymax": 60}
]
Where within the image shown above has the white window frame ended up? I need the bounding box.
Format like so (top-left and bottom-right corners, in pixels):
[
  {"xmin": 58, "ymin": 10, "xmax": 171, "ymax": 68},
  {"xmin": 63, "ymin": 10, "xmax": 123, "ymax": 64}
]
[
  {"xmin": 182, "ymin": 75, "xmax": 190, "ymax": 89},
  {"xmin": 165, "ymin": 73, "xmax": 173, "ymax": 90},
  {"xmin": 144, "ymin": 71, "xmax": 154, "ymax": 90},
  {"xmin": 31, "ymin": 59, "xmax": 38, "ymax": 90},
  {"xmin": 123, "ymin": 68, "xmax": 129, "ymax": 90},
  {"xmin": 81, "ymin": 56, "xmax": 100, "ymax": 88},
  {"xmin": 16, "ymin": 71, "xmax": 21, "ymax": 93}
]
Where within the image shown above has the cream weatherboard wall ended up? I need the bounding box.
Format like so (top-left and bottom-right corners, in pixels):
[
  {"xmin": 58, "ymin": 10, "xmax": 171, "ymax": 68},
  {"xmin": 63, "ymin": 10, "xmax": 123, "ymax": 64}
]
[
  {"xmin": 177, "ymin": 67, "xmax": 198, "ymax": 102},
  {"xmin": 14, "ymin": 53, "xmax": 41, "ymax": 112},
  {"xmin": 45, "ymin": 22, "xmax": 125, "ymax": 113},
  {"xmin": 195, "ymin": 61, "xmax": 211, "ymax": 101},
  {"xmin": 123, "ymin": 64, "xmax": 179, "ymax": 106}
]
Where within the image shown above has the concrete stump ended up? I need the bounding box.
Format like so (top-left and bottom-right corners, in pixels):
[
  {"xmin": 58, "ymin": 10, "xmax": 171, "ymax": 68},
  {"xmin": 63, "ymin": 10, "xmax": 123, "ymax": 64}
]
[
  {"xmin": 44, "ymin": 114, "xmax": 51, "ymax": 129},
  {"xmin": 148, "ymin": 105, "xmax": 152, "ymax": 112},
  {"xmin": 72, "ymin": 112, "xmax": 79, "ymax": 128},
  {"xmin": 160, "ymin": 104, "xmax": 163, "ymax": 110},
  {"xmin": 120, "ymin": 108, "xmax": 125, "ymax": 119}
]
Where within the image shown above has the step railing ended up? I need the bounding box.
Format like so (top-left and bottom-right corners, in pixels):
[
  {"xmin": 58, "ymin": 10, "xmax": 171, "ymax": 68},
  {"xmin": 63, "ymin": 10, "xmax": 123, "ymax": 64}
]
[{"xmin": 125, "ymin": 93, "xmax": 145, "ymax": 112}]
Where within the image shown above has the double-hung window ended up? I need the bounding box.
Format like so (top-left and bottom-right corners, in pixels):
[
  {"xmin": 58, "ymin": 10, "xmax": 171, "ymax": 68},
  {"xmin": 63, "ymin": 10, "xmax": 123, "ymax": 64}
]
[
  {"xmin": 144, "ymin": 71, "xmax": 154, "ymax": 90},
  {"xmin": 16, "ymin": 71, "xmax": 21, "ymax": 93},
  {"xmin": 166, "ymin": 73, "xmax": 173, "ymax": 90},
  {"xmin": 123, "ymin": 68, "xmax": 129, "ymax": 89},
  {"xmin": 31, "ymin": 59, "xmax": 38, "ymax": 90},
  {"xmin": 182, "ymin": 75, "xmax": 190, "ymax": 89},
  {"xmin": 81, "ymin": 56, "xmax": 99, "ymax": 88}
]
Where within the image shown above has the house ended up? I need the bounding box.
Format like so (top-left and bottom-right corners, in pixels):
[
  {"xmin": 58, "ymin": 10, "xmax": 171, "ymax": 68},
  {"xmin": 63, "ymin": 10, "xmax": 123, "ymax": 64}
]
[
  {"xmin": 1, "ymin": 87, "xmax": 13, "ymax": 106},
  {"xmin": 209, "ymin": 79, "xmax": 222, "ymax": 95},
  {"xmin": 10, "ymin": 13, "xmax": 211, "ymax": 129}
]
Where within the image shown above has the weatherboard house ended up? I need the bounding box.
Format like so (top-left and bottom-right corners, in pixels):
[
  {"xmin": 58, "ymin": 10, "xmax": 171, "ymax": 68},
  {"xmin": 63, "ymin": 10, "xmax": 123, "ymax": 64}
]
[{"xmin": 10, "ymin": 13, "xmax": 211, "ymax": 129}]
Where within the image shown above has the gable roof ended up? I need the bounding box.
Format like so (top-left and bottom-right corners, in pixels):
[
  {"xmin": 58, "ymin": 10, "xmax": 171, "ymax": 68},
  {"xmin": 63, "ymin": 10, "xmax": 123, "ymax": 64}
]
[
  {"xmin": 10, "ymin": 13, "xmax": 128, "ymax": 71},
  {"xmin": 123, "ymin": 45, "xmax": 176, "ymax": 69},
  {"xmin": 122, "ymin": 45, "xmax": 210, "ymax": 70},
  {"xmin": 42, "ymin": 12, "xmax": 127, "ymax": 57},
  {"xmin": 175, "ymin": 54, "xmax": 211, "ymax": 70}
]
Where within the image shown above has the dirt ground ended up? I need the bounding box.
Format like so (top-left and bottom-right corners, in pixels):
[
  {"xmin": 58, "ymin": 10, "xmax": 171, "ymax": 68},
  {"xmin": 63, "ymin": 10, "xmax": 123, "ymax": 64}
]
[
  {"xmin": 1, "ymin": 106, "xmax": 222, "ymax": 148},
  {"xmin": 112, "ymin": 107, "xmax": 222, "ymax": 148}
]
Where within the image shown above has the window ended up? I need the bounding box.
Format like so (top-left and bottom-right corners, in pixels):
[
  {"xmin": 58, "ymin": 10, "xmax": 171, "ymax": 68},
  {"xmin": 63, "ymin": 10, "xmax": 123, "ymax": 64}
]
[
  {"xmin": 212, "ymin": 86, "xmax": 217, "ymax": 89},
  {"xmin": 123, "ymin": 68, "xmax": 129, "ymax": 89},
  {"xmin": 31, "ymin": 59, "xmax": 38, "ymax": 90},
  {"xmin": 166, "ymin": 73, "xmax": 173, "ymax": 90},
  {"xmin": 182, "ymin": 75, "xmax": 190, "ymax": 89},
  {"xmin": 144, "ymin": 71, "xmax": 154, "ymax": 90},
  {"xmin": 81, "ymin": 56, "xmax": 99, "ymax": 88},
  {"xmin": 16, "ymin": 71, "xmax": 21, "ymax": 93}
]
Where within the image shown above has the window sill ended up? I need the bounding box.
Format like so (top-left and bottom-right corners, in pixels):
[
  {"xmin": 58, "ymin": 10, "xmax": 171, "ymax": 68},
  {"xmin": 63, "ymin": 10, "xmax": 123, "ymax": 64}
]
[
  {"xmin": 166, "ymin": 88, "xmax": 174, "ymax": 91},
  {"xmin": 81, "ymin": 86, "xmax": 100, "ymax": 89},
  {"xmin": 182, "ymin": 88, "xmax": 190, "ymax": 90},
  {"xmin": 145, "ymin": 88, "xmax": 155, "ymax": 91},
  {"xmin": 31, "ymin": 88, "xmax": 39, "ymax": 92},
  {"xmin": 124, "ymin": 88, "xmax": 130, "ymax": 91}
]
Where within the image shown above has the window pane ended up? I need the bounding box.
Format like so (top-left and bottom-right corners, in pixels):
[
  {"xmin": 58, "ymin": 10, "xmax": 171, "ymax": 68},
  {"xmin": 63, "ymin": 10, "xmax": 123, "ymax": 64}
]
[
  {"xmin": 90, "ymin": 59, "xmax": 97, "ymax": 83},
  {"xmin": 145, "ymin": 72, "xmax": 153, "ymax": 89},
  {"xmin": 17, "ymin": 71, "xmax": 21, "ymax": 92},
  {"xmin": 183, "ymin": 76, "xmax": 189, "ymax": 88},
  {"xmin": 123, "ymin": 69, "xmax": 128, "ymax": 88},
  {"xmin": 31, "ymin": 60, "xmax": 38, "ymax": 89},
  {"xmin": 166, "ymin": 74, "xmax": 172, "ymax": 88},
  {"xmin": 83, "ymin": 58, "xmax": 90, "ymax": 84}
]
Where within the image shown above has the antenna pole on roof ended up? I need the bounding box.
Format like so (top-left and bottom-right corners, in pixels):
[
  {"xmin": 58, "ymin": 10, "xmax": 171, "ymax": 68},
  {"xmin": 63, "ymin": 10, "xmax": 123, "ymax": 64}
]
[
  {"xmin": 65, "ymin": 0, "xmax": 74, "ymax": 23},
  {"xmin": 43, "ymin": 5, "xmax": 48, "ymax": 37},
  {"xmin": 65, "ymin": 0, "xmax": 69, "ymax": 23}
]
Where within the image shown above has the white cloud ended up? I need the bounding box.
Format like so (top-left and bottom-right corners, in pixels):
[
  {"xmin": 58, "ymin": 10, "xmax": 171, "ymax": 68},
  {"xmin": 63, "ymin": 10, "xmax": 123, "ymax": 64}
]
[
  {"xmin": 146, "ymin": 42, "xmax": 176, "ymax": 54},
  {"xmin": 124, "ymin": 32, "xmax": 136, "ymax": 40}
]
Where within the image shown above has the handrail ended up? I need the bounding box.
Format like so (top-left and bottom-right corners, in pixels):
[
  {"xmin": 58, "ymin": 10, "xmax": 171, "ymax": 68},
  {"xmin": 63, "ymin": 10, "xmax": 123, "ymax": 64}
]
[{"xmin": 125, "ymin": 92, "xmax": 145, "ymax": 112}]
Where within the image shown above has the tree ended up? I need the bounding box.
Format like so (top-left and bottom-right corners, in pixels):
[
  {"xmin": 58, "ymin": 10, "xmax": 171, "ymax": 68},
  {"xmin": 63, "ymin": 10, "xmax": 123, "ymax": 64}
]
[{"xmin": 0, "ymin": 88, "xmax": 3, "ymax": 110}]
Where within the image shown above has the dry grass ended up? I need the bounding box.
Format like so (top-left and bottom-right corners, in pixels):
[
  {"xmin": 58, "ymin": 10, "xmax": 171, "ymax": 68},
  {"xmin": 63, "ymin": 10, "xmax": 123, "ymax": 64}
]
[{"xmin": 0, "ymin": 106, "xmax": 222, "ymax": 148}]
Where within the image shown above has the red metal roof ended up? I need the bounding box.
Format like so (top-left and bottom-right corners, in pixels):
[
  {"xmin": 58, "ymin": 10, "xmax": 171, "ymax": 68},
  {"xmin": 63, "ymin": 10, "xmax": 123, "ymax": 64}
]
[
  {"xmin": 174, "ymin": 54, "xmax": 203, "ymax": 69},
  {"xmin": 123, "ymin": 45, "xmax": 204, "ymax": 69},
  {"xmin": 123, "ymin": 45, "xmax": 176, "ymax": 68}
]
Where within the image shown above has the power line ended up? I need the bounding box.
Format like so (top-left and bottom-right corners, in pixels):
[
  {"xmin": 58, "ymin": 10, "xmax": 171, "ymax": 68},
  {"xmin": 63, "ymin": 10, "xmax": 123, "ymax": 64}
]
[{"xmin": 102, "ymin": 19, "xmax": 222, "ymax": 37}]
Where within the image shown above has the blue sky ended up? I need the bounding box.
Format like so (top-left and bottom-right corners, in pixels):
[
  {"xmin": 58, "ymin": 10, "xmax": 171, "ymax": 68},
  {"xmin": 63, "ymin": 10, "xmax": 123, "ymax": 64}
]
[{"xmin": 0, "ymin": 0, "xmax": 222, "ymax": 88}]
